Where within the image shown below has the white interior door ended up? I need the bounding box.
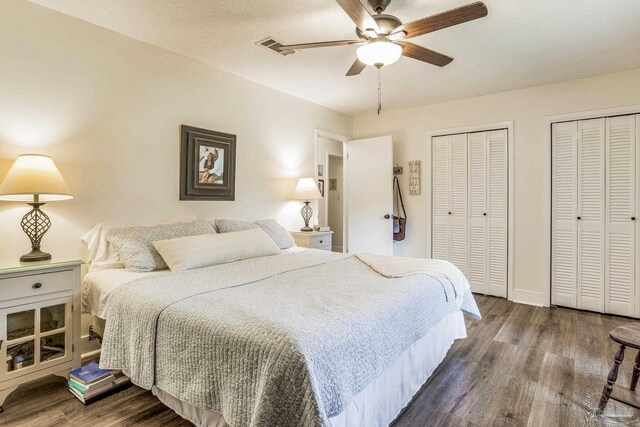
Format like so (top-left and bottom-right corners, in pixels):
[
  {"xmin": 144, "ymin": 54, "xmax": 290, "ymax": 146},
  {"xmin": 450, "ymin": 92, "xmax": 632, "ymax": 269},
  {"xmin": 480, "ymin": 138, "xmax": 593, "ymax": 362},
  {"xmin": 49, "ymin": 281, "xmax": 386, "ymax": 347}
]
[
  {"xmin": 487, "ymin": 129, "xmax": 508, "ymax": 297},
  {"xmin": 347, "ymin": 136, "xmax": 393, "ymax": 255},
  {"xmin": 606, "ymin": 115, "xmax": 636, "ymax": 316},
  {"xmin": 577, "ymin": 118, "xmax": 605, "ymax": 312},
  {"xmin": 552, "ymin": 121, "xmax": 579, "ymax": 308},
  {"xmin": 468, "ymin": 132, "xmax": 488, "ymax": 294},
  {"xmin": 449, "ymin": 134, "xmax": 469, "ymax": 276},
  {"xmin": 432, "ymin": 136, "xmax": 451, "ymax": 260}
]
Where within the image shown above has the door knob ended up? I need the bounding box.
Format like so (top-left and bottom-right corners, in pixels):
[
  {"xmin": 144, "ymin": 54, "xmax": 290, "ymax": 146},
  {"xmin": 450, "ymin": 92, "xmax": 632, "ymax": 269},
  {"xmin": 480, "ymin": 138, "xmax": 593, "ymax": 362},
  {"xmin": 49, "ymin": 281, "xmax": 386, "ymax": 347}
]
[
  {"xmin": 577, "ymin": 216, "xmax": 581, "ymax": 220},
  {"xmin": 483, "ymin": 213, "xmax": 487, "ymax": 216},
  {"xmin": 384, "ymin": 214, "xmax": 391, "ymax": 219},
  {"xmin": 448, "ymin": 212, "xmax": 452, "ymax": 215},
  {"xmin": 632, "ymin": 217, "xmax": 636, "ymax": 221}
]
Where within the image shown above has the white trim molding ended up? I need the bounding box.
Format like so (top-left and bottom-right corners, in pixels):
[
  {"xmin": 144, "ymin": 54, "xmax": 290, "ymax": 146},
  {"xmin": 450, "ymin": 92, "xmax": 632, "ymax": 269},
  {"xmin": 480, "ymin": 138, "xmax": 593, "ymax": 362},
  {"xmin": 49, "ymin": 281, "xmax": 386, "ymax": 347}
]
[
  {"xmin": 425, "ymin": 121, "xmax": 516, "ymax": 304},
  {"xmin": 315, "ymin": 129, "xmax": 349, "ymax": 253}
]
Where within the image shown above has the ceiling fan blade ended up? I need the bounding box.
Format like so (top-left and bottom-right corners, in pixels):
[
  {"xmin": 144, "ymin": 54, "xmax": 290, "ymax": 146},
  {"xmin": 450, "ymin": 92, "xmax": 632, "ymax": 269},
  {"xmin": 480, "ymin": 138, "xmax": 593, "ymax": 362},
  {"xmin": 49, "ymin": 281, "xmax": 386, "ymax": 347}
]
[
  {"xmin": 279, "ymin": 40, "xmax": 364, "ymax": 50},
  {"xmin": 346, "ymin": 58, "xmax": 367, "ymax": 76},
  {"xmin": 336, "ymin": 0, "xmax": 380, "ymax": 33},
  {"xmin": 393, "ymin": 1, "xmax": 487, "ymax": 39},
  {"xmin": 396, "ymin": 41, "xmax": 453, "ymax": 67}
]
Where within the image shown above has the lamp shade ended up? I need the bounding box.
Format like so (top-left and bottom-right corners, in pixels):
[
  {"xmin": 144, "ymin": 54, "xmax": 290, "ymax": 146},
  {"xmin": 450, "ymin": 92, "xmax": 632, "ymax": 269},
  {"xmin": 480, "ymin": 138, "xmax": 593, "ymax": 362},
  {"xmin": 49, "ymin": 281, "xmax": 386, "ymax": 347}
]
[
  {"xmin": 0, "ymin": 154, "xmax": 73, "ymax": 202},
  {"xmin": 292, "ymin": 177, "xmax": 322, "ymax": 201},
  {"xmin": 356, "ymin": 41, "xmax": 403, "ymax": 67}
]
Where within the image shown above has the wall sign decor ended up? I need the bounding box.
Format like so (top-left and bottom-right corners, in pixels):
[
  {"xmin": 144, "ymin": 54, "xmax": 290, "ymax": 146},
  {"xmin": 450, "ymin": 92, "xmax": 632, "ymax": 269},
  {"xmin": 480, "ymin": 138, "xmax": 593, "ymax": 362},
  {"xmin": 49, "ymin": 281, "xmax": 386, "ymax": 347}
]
[
  {"xmin": 180, "ymin": 125, "xmax": 236, "ymax": 201},
  {"xmin": 409, "ymin": 160, "xmax": 421, "ymax": 195}
]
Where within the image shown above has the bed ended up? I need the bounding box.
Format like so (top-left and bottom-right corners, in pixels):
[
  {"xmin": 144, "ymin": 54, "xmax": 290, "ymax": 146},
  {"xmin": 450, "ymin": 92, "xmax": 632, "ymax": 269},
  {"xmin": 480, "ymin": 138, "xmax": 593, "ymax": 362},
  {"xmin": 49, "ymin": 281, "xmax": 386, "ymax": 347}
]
[{"xmin": 83, "ymin": 248, "xmax": 479, "ymax": 427}]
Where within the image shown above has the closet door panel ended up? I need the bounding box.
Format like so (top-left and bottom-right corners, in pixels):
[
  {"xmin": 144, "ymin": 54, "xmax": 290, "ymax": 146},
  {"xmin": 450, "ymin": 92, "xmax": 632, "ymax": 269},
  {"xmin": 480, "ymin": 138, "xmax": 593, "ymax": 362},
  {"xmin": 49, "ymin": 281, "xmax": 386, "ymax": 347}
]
[
  {"xmin": 488, "ymin": 129, "xmax": 508, "ymax": 297},
  {"xmin": 468, "ymin": 132, "xmax": 487, "ymax": 293},
  {"xmin": 552, "ymin": 121, "xmax": 578, "ymax": 308},
  {"xmin": 432, "ymin": 136, "xmax": 451, "ymax": 260},
  {"xmin": 577, "ymin": 119, "xmax": 605, "ymax": 312},
  {"xmin": 449, "ymin": 134, "xmax": 468, "ymax": 275},
  {"xmin": 606, "ymin": 115, "xmax": 636, "ymax": 316}
]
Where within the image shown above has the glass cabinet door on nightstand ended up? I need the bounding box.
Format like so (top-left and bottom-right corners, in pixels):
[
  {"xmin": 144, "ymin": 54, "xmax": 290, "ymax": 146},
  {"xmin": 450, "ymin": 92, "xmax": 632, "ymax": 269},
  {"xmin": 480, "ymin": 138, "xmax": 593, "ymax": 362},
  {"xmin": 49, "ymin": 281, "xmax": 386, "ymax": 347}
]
[{"xmin": 0, "ymin": 296, "xmax": 73, "ymax": 381}]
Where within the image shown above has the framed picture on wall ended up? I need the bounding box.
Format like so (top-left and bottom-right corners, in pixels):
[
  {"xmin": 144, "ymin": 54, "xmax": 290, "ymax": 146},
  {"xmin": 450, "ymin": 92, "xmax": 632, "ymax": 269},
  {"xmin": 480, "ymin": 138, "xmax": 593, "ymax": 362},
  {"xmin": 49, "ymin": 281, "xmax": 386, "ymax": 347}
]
[
  {"xmin": 318, "ymin": 164, "xmax": 324, "ymax": 177},
  {"xmin": 318, "ymin": 179, "xmax": 324, "ymax": 197},
  {"xmin": 180, "ymin": 125, "xmax": 236, "ymax": 201}
]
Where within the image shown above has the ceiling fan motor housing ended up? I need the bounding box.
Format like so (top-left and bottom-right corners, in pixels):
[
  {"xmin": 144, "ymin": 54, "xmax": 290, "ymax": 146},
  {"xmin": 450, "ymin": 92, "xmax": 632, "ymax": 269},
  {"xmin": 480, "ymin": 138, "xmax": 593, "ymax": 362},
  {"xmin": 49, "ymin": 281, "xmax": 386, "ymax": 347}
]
[
  {"xmin": 368, "ymin": 0, "xmax": 392, "ymax": 14},
  {"xmin": 355, "ymin": 14, "xmax": 402, "ymax": 38}
]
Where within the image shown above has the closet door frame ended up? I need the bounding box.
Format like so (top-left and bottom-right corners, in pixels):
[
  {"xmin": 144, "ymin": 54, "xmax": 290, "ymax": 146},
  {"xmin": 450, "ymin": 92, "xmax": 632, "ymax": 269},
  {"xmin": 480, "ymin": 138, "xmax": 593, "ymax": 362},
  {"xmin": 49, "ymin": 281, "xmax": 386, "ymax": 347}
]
[
  {"xmin": 549, "ymin": 104, "xmax": 640, "ymax": 316},
  {"xmin": 427, "ymin": 121, "xmax": 514, "ymax": 301}
]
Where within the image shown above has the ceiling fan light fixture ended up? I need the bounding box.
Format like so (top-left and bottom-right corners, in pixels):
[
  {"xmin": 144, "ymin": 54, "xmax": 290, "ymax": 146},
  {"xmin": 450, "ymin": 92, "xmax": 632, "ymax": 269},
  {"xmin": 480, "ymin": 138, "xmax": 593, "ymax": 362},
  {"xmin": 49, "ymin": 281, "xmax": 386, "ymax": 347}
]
[{"xmin": 356, "ymin": 40, "xmax": 402, "ymax": 67}]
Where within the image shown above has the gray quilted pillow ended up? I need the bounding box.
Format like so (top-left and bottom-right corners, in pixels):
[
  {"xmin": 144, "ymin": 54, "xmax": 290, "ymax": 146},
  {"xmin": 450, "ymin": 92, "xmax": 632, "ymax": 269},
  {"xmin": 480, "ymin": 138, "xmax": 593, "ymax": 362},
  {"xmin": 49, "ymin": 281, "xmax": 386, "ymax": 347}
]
[
  {"xmin": 254, "ymin": 219, "xmax": 295, "ymax": 250},
  {"xmin": 216, "ymin": 218, "xmax": 295, "ymax": 250},
  {"xmin": 214, "ymin": 219, "xmax": 257, "ymax": 233},
  {"xmin": 108, "ymin": 220, "xmax": 216, "ymax": 271}
]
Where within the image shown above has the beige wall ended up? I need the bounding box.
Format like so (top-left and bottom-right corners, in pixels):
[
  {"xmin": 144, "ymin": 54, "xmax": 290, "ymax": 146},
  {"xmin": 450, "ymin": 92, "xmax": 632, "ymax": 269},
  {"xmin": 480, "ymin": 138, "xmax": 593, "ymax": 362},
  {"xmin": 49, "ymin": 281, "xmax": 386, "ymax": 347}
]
[
  {"xmin": 353, "ymin": 67, "xmax": 640, "ymax": 305},
  {"xmin": 0, "ymin": 0, "xmax": 351, "ymax": 263}
]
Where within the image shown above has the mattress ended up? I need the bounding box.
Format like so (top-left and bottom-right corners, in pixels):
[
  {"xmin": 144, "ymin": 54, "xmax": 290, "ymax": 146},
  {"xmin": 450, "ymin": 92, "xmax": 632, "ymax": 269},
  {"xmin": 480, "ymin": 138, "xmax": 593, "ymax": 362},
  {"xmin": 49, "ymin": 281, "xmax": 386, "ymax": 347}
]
[{"xmin": 83, "ymin": 255, "xmax": 468, "ymax": 427}]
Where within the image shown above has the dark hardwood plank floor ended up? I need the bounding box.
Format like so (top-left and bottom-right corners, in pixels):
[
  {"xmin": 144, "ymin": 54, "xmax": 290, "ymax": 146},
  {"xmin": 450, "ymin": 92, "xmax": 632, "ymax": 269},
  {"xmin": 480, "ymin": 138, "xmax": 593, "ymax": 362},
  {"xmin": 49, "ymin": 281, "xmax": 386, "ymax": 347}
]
[{"xmin": 1, "ymin": 295, "xmax": 639, "ymax": 426}]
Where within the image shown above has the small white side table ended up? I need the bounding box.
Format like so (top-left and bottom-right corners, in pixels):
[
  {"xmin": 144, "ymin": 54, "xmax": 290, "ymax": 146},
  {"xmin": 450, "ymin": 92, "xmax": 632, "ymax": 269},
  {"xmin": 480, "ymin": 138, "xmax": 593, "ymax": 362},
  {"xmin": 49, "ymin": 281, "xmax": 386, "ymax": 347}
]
[
  {"xmin": 290, "ymin": 231, "xmax": 333, "ymax": 251},
  {"xmin": 0, "ymin": 259, "xmax": 82, "ymax": 412}
]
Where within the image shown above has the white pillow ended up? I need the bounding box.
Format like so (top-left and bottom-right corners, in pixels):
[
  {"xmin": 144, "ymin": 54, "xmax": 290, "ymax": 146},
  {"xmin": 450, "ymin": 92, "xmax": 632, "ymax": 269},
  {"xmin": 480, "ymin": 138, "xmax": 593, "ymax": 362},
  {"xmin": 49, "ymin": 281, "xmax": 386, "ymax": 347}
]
[
  {"xmin": 81, "ymin": 216, "xmax": 196, "ymax": 272},
  {"xmin": 153, "ymin": 228, "xmax": 281, "ymax": 272}
]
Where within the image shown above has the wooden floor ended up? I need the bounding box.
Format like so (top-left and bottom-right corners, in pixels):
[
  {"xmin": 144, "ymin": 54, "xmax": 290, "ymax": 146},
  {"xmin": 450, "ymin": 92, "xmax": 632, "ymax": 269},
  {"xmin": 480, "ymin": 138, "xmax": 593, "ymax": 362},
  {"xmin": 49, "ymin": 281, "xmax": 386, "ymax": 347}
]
[{"xmin": 2, "ymin": 295, "xmax": 639, "ymax": 426}]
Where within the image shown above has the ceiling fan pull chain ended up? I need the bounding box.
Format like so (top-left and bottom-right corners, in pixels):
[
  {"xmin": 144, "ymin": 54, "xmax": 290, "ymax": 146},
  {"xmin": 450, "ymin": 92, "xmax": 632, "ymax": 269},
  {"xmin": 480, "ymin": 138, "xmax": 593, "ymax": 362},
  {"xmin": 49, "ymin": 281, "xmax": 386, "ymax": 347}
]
[{"xmin": 377, "ymin": 67, "xmax": 382, "ymax": 115}]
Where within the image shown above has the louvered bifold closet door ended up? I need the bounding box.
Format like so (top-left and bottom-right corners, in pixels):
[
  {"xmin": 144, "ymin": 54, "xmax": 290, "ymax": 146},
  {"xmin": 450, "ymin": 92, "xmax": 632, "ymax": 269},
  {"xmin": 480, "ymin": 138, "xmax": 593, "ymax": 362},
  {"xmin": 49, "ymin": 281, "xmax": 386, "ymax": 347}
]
[
  {"xmin": 432, "ymin": 136, "xmax": 451, "ymax": 260},
  {"xmin": 605, "ymin": 115, "xmax": 637, "ymax": 316},
  {"xmin": 487, "ymin": 130, "xmax": 508, "ymax": 297},
  {"xmin": 449, "ymin": 134, "xmax": 469, "ymax": 275},
  {"xmin": 577, "ymin": 118, "xmax": 606, "ymax": 312},
  {"xmin": 467, "ymin": 132, "xmax": 488, "ymax": 294},
  {"xmin": 552, "ymin": 121, "xmax": 578, "ymax": 307}
]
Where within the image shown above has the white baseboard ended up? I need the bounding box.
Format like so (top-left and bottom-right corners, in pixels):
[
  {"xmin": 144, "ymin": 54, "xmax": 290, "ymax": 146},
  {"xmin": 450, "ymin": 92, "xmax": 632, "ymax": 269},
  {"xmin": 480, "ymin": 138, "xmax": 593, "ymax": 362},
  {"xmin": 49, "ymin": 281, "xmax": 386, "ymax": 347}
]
[{"xmin": 509, "ymin": 289, "xmax": 549, "ymax": 307}]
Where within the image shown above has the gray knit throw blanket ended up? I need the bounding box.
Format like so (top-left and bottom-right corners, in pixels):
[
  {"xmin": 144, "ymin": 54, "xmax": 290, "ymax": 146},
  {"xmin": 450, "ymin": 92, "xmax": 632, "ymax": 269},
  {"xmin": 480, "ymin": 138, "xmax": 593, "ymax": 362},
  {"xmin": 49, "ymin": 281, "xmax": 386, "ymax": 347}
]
[{"xmin": 100, "ymin": 250, "xmax": 480, "ymax": 427}]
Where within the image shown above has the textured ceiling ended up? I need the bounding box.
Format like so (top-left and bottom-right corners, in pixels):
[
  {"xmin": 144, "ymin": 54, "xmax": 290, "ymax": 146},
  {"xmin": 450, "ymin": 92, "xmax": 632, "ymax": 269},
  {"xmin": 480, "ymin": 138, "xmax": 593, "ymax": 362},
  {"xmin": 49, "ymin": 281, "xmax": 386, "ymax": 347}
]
[{"xmin": 28, "ymin": 0, "xmax": 640, "ymax": 116}]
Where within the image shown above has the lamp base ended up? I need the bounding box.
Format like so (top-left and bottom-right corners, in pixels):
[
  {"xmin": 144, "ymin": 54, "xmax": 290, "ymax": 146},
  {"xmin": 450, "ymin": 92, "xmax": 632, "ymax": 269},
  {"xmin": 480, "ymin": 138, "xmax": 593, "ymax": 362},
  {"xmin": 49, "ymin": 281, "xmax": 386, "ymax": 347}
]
[
  {"xmin": 20, "ymin": 249, "xmax": 52, "ymax": 263},
  {"xmin": 300, "ymin": 200, "xmax": 314, "ymax": 233}
]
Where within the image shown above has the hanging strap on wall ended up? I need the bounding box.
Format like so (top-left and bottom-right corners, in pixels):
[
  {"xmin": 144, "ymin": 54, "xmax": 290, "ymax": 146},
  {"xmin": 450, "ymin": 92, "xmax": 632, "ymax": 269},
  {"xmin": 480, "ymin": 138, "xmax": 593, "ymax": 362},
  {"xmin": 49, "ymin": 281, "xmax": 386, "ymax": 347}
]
[{"xmin": 393, "ymin": 176, "xmax": 407, "ymax": 241}]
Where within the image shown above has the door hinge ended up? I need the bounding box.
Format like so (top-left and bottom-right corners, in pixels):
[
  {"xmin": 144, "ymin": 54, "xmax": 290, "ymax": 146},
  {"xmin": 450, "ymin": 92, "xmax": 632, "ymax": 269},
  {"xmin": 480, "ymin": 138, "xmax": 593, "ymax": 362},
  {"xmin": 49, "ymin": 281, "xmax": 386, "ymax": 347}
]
[{"xmin": 72, "ymin": 343, "xmax": 75, "ymax": 352}]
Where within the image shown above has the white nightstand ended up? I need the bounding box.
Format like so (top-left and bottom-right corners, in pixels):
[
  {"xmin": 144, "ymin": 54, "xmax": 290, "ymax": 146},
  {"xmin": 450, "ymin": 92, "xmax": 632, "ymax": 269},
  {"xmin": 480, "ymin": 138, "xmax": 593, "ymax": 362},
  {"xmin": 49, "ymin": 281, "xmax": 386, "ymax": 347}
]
[
  {"xmin": 0, "ymin": 259, "xmax": 82, "ymax": 412},
  {"xmin": 290, "ymin": 231, "xmax": 333, "ymax": 251}
]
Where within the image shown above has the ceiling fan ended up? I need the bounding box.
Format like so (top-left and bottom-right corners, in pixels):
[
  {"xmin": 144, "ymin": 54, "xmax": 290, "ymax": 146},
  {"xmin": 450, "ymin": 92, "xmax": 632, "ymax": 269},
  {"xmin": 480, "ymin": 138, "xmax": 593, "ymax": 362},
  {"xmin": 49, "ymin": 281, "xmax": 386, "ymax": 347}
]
[{"xmin": 279, "ymin": 0, "xmax": 488, "ymax": 76}]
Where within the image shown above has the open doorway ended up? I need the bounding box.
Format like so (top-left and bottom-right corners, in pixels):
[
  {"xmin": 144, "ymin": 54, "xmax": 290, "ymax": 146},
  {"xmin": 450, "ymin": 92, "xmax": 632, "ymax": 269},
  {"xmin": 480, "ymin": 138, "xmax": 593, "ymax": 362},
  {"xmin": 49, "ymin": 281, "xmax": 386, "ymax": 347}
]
[
  {"xmin": 315, "ymin": 130, "xmax": 347, "ymax": 253},
  {"xmin": 326, "ymin": 155, "xmax": 344, "ymax": 252}
]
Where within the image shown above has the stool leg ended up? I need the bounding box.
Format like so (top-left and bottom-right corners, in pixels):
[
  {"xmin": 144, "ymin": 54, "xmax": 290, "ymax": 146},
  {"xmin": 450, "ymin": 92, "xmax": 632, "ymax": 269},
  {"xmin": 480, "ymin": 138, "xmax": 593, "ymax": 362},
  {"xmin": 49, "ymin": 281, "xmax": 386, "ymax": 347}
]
[
  {"xmin": 631, "ymin": 350, "xmax": 640, "ymax": 392},
  {"xmin": 597, "ymin": 344, "xmax": 626, "ymax": 415}
]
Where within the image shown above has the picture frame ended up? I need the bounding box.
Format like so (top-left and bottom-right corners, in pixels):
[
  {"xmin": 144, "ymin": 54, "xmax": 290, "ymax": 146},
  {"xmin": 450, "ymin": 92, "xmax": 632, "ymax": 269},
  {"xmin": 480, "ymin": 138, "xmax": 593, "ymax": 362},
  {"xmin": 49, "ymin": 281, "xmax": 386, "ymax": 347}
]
[
  {"xmin": 317, "ymin": 179, "xmax": 324, "ymax": 197},
  {"xmin": 180, "ymin": 125, "xmax": 236, "ymax": 201},
  {"xmin": 317, "ymin": 164, "xmax": 324, "ymax": 177}
]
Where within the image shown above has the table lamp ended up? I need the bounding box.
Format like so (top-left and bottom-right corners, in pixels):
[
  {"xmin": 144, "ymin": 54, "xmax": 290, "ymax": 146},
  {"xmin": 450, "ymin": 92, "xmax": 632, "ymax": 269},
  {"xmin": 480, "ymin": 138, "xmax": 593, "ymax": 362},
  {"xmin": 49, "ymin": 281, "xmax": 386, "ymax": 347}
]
[
  {"xmin": 0, "ymin": 154, "xmax": 73, "ymax": 262},
  {"xmin": 292, "ymin": 177, "xmax": 323, "ymax": 232}
]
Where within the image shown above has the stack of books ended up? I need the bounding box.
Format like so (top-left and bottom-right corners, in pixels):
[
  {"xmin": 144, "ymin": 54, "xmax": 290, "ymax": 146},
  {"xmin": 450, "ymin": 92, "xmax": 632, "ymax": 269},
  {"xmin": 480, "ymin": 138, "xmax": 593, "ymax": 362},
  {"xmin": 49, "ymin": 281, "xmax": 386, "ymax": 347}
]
[{"xmin": 68, "ymin": 362, "xmax": 131, "ymax": 404}]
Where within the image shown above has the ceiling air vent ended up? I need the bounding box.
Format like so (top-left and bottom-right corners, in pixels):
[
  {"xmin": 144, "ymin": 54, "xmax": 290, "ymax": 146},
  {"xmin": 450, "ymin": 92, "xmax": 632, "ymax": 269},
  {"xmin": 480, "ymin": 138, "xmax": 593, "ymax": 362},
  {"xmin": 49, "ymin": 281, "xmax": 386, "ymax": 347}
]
[{"xmin": 256, "ymin": 37, "xmax": 296, "ymax": 56}]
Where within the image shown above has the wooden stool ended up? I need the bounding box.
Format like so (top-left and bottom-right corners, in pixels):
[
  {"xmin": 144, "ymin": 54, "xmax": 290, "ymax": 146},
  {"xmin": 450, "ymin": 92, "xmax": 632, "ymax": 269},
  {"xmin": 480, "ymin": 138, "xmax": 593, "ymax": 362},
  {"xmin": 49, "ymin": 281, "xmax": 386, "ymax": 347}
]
[{"xmin": 597, "ymin": 323, "xmax": 640, "ymax": 415}]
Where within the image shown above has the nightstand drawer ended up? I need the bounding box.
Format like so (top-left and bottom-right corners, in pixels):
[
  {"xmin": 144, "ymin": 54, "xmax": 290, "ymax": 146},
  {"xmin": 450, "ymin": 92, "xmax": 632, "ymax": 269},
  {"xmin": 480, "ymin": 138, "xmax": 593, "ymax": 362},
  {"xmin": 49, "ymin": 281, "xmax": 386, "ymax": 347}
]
[
  {"xmin": 0, "ymin": 270, "xmax": 74, "ymax": 301},
  {"xmin": 307, "ymin": 234, "xmax": 331, "ymax": 248}
]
